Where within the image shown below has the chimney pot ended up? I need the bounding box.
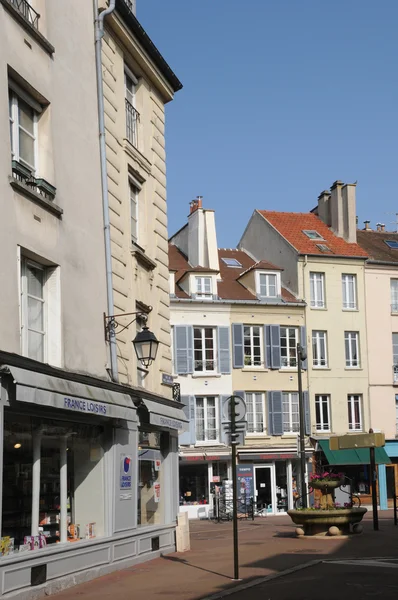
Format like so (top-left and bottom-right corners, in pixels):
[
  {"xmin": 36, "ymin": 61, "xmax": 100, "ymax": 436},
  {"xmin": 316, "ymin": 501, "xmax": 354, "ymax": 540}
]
[
  {"xmin": 364, "ymin": 220, "xmax": 371, "ymax": 231},
  {"xmin": 381, "ymin": 224, "xmax": 386, "ymax": 232},
  {"xmin": 189, "ymin": 196, "xmax": 203, "ymax": 214},
  {"xmin": 376, "ymin": 223, "xmax": 382, "ymax": 232}
]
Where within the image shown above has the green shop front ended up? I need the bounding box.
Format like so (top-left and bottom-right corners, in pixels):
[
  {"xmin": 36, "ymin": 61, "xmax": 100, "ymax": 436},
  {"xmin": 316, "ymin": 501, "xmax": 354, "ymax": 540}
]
[{"xmin": 0, "ymin": 353, "xmax": 186, "ymax": 598}]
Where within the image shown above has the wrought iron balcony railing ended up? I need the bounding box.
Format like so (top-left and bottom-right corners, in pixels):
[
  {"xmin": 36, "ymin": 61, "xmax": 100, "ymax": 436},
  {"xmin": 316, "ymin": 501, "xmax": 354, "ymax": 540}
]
[
  {"xmin": 10, "ymin": 0, "xmax": 39, "ymax": 29},
  {"xmin": 394, "ymin": 365, "xmax": 398, "ymax": 384},
  {"xmin": 125, "ymin": 98, "xmax": 139, "ymax": 149}
]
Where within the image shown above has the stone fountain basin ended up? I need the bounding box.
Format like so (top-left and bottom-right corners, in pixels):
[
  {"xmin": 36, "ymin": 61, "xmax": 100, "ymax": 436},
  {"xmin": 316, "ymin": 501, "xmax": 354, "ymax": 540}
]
[{"xmin": 288, "ymin": 507, "xmax": 367, "ymax": 526}]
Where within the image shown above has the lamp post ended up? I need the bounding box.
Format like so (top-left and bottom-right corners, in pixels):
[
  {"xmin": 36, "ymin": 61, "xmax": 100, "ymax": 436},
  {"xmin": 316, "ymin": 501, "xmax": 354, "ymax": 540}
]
[{"xmin": 297, "ymin": 343, "xmax": 307, "ymax": 508}]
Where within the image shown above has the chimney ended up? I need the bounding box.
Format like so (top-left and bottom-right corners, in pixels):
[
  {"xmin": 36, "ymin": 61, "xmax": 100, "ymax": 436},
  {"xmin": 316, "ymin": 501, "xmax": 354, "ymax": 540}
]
[
  {"xmin": 330, "ymin": 181, "xmax": 344, "ymax": 238},
  {"xmin": 341, "ymin": 183, "xmax": 357, "ymax": 243},
  {"xmin": 317, "ymin": 190, "xmax": 331, "ymax": 226},
  {"xmin": 376, "ymin": 223, "xmax": 382, "ymax": 232},
  {"xmin": 381, "ymin": 224, "xmax": 386, "ymax": 232},
  {"xmin": 187, "ymin": 197, "xmax": 220, "ymax": 270},
  {"xmin": 189, "ymin": 196, "xmax": 203, "ymax": 214},
  {"xmin": 364, "ymin": 220, "xmax": 371, "ymax": 231}
]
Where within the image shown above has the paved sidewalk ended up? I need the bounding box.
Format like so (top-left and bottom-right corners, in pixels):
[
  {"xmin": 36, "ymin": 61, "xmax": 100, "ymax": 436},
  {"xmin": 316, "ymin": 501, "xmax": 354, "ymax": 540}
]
[{"xmin": 53, "ymin": 511, "xmax": 398, "ymax": 600}]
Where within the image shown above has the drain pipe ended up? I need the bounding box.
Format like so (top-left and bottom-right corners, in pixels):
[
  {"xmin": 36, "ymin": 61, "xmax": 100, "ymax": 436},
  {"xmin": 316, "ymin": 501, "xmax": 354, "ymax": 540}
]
[{"xmin": 94, "ymin": 0, "xmax": 118, "ymax": 382}]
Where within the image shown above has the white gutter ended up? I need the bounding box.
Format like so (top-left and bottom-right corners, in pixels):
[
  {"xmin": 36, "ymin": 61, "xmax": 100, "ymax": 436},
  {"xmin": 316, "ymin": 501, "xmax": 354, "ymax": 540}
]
[{"xmin": 94, "ymin": 0, "xmax": 118, "ymax": 382}]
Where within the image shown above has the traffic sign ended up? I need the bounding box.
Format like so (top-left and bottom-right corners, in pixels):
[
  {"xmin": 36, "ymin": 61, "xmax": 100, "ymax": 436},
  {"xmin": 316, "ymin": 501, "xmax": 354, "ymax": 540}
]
[{"xmin": 224, "ymin": 395, "xmax": 247, "ymax": 422}]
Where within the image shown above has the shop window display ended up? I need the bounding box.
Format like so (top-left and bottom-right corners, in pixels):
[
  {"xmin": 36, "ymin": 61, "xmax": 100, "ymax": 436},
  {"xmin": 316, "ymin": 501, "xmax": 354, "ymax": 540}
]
[
  {"xmin": 275, "ymin": 461, "xmax": 288, "ymax": 512},
  {"xmin": 138, "ymin": 431, "xmax": 166, "ymax": 526},
  {"xmin": 179, "ymin": 464, "xmax": 208, "ymax": 505},
  {"xmin": 1, "ymin": 412, "xmax": 105, "ymax": 557}
]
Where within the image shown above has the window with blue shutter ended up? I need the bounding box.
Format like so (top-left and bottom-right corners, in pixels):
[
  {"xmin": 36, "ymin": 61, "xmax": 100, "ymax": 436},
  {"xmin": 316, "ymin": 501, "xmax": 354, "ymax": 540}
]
[
  {"xmin": 218, "ymin": 327, "xmax": 231, "ymax": 374},
  {"xmin": 174, "ymin": 325, "xmax": 194, "ymax": 374},
  {"xmin": 265, "ymin": 325, "xmax": 281, "ymax": 369},
  {"xmin": 232, "ymin": 324, "xmax": 244, "ymax": 368},
  {"xmin": 179, "ymin": 395, "xmax": 196, "ymax": 445},
  {"xmin": 300, "ymin": 326, "xmax": 308, "ymax": 370},
  {"xmin": 304, "ymin": 391, "xmax": 310, "ymax": 435},
  {"xmin": 267, "ymin": 391, "xmax": 283, "ymax": 435}
]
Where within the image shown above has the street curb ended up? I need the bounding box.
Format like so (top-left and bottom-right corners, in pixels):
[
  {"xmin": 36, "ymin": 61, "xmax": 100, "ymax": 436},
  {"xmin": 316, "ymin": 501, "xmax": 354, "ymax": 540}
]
[{"xmin": 198, "ymin": 559, "xmax": 322, "ymax": 600}]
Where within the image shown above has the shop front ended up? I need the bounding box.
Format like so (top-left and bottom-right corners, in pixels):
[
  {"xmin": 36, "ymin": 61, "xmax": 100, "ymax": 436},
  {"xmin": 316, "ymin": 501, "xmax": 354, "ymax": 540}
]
[
  {"xmin": 0, "ymin": 353, "xmax": 186, "ymax": 598},
  {"xmin": 238, "ymin": 450, "xmax": 312, "ymax": 514},
  {"xmin": 179, "ymin": 451, "xmax": 231, "ymax": 519}
]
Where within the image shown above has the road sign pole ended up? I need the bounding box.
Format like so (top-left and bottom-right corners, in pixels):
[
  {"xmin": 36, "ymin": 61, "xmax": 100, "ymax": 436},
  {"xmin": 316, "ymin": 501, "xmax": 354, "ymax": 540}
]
[
  {"xmin": 297, "ymin": 343, "xmax": 307, "ymax": 508},
  {"xmin": 370, "ymin": 446, "xmax": 379, "ymax": 531},
  {"xmin": 231, "ymin": 396, "xmax": 240, "ymax": 581}
]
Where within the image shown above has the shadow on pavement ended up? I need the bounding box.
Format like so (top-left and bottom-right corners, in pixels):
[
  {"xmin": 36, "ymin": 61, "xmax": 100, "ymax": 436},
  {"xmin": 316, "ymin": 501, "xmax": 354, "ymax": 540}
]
[{"xmin": 162, "ymin": 554, "xmax": 232, "ymax": 580}]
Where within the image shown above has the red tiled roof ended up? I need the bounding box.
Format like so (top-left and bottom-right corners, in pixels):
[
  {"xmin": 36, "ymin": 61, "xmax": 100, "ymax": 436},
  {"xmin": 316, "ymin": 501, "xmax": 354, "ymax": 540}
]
[
  {"xmin": 238, "ymin": 259, "xmax": 283, "ymax": 279},
  {"xmin": 168, "ymin": 244, "xmax": 300, "ymax": 303},
  {"xmin": 258, "ymin": 211, "xmax": 368, "ymax": 258}
]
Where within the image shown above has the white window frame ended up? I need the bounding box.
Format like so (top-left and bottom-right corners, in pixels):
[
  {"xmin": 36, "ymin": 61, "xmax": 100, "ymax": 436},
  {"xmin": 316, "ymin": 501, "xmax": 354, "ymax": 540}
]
[
  {"xmin": 309, "ymin": 272, "xmax": 325, "ymax": 308},
  {"xmin": 195, "ymin": 276, "xmax": 212, "ymax": 299},
  {"xmin": 21, "ymin": 258, "xmax": 47, "ymax": 362},
  {"xmin": 124, "ymin": 67, "xmax": 138, "ymax": 106},
  {"xmin": 312, "ymin": 330, "xmax": 328, "ymax": 368},
  {"xmin": 245, "ymin": 392, "xmax": 265, "ymax": 434},
  {"xmin": 9, "ymin": 89, "xmax": 38, "ymax": 173},
  {"xmin": 193, "ymin": 327, "xmax": 216, "ymax": 373},
  {"xmin": 396, "ymin": 395, "xmax": 398, "ymax": 434},
  {"xmin": 282, "ymin": 392, "xmax": 299, "ymax": 434},
  {"xmin": 348, "ymin": 394, "xmax": 362, "ymax": 431},
  {"xmin": 391, "ymin": 279, "xmax": 398, "ymax": 313},
  {"xmin": 257, "ymin": 271, "xmax": 279, "ymax": 298},
  {"xmin": 342, "ymin": 274, "xmax": 357, "ymax": 310},
  {"xmin": 129, "ymin": 177, "xmax": 140, "ymax": 244},
  {"xmin": 315, "ymin": 395, "xmax": 331, "ymax": 432},
  {"xmin": 195, "ymin": 396, "xmax": 219, "ymax": 443},
  {"xmin": 243, "ymin": 325, "xmax": 263, "ymax": 368},
  {"xmin": 280, "ymin": 326, "xmax": 299, "ymax": 368},
  {"xmin": 345, "ymin": 331, "xmax": 360, "ymax": 368}
]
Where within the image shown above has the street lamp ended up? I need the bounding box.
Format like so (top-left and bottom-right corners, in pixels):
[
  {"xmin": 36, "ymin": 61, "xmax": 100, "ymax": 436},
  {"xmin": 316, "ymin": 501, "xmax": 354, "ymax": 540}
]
[
  {"xmin": 297, "ymin": 343, "xmax": 307, "ymax": 508},
  {"xmin": 133, "ymin": 326, "xmax": 159, "ymax": 368}
]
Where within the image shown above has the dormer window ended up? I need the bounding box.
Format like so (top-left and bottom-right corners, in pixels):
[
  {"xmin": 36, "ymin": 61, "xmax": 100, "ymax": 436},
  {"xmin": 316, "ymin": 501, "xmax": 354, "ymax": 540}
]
[
  {"xmin": 256, "ymin": 272, "xmax": 280, "ymax": 299},
  {"xmin": 195, "ymin": 276, "xmax": 212, "ymax": 299},
  {"xmin": 221, "ymin": 258, "xmax": 242, "ymax": 268},
  {"xmin": 303, "ymin": 230, "xmax": 324, "ymax": 240}
]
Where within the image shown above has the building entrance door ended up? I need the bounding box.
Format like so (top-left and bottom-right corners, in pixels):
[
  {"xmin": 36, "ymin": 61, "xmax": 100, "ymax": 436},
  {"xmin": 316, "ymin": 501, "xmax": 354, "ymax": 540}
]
[{"xmin": 254, "ymin": 466, "xmax": 274, "ymax": 514}]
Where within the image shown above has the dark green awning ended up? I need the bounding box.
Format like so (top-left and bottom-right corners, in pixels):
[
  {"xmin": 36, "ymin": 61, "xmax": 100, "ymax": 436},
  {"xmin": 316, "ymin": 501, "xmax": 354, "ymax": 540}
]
[{"xmin": 319, "ymin": 439, "xmax": 391, "ymax": 465}]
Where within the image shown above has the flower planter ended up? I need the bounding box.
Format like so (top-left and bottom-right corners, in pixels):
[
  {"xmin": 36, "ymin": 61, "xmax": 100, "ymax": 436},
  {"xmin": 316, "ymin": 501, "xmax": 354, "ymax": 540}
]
[
  {"xmin": 288, "ymin": 507, "xmax": 367, "ymax": 536},
  {"xmin": 309, "ymin": 479, "xmax": 344, "ymax": 490}
]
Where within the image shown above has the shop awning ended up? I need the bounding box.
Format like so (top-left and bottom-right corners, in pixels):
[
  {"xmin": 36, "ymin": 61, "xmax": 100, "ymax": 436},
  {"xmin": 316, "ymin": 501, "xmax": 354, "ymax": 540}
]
[
  {"xmin": 319, "ymin": 439, "xmax": 391, "ymax": 465},
  {"xmin": 141, "ymin": 398, "xmax": 188, "ymax": 431},
  {"xmin": 2, "ymin": 365, "xmax": 137, "ymax": 422}
]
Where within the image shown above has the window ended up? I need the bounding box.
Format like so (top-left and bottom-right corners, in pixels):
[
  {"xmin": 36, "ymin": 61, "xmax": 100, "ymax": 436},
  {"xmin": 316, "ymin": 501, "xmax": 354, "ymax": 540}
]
[
  {"xmin": 348, "ymin": 395, "xmax": 362, "ymax": 431},
  {"xmin": 315, "ymin": 395, "xmax": 331, "ymax": 432},
  {"xmin": 282, "ymin": 392, "xmax": 299, "ymax": 433},
  {"xmin": 243, "ymin": 326, "xmax": 262, "ymax": 367},
  {"xmin": 345, "ymin": 331, "xmax": 360, "ymax": 368},
  {"xmin": 21, "ymin": 259, "xmax": 46, "ymax": 362},
  {"xmin": 280, "ymin": 327, "xmax": 299, "ymax": 368},
  {"xmin": 392, "ymin": 334, "xmax": 398, "ymax": 383},
  {"xmin": 312, "ymin": 331, "xmax": 328, "ymax": 368},
  {"xmin": 391, "ymin": 280, "xmax": 398, "ymax": 313},
  {"xmin": 125, "ymin": 70, "xmax": 139, "ymax": 148},
  {"xmin": 221, "ymin": 258, "xmax": 242, "ymax": 267},
  {"xmin": 9, "ymin": 89, "xmax": 37, "ymax": 172},
  {"xmin": 303, "ymin": 230, "xmax": 324, "ymax": 240},
  {"xmin": 245, "ymin": 393, "xmax": 265, "ymax": 433},
  {"xmin": 316, "ymin": 244, "xmax": 332, "ymax": 253},
  {"xmin": 193, "ymin": 327, "xmax": 216, "ymax": 372},
  {"xmin": 195, "ymin": 277, "xmax": 212, "ymax": 299},
  {"xmin": 396, "ymin": 395, "xmax": 398, "ymax": 433},
  {"xmin": 129, "ymin": 180, "xmax": 139, "ymax": 243},
  {"xmin": 385, "ymin": 240, "xmax": 398, "ymax": 249},
  {"xmin": 258, "ymin": 273, "xmax": 277, "ymax": 298},
  {"xmin": 309, "ymin": 272, "xmax": 325, "ymax": 308},
  {"xmin": 342, "ymin": 274, "xmax": 357, "ymax": 310},
  {"xmin": 195, "ymin": 397, "xmax": 218, "ymax": 442},
  {"xmin": 138, "ymin": 431, "xmax": 166, "ymax": 525}
]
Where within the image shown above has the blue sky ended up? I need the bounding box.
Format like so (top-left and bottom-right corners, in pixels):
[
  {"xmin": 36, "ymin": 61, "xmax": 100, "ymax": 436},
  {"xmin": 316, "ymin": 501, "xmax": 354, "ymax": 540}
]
[{"xmin": 138, "ymin": 0, "xmax": 398, "ymax": 248}]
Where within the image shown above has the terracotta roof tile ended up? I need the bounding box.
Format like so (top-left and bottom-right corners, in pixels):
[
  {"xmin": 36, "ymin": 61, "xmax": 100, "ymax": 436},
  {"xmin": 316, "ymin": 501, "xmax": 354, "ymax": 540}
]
[
  {"xmin": 258, "ymin": 211, "xmax": 368, "ymax": 258},
  {"xmin": 357, "ymin": 230, "xmax": 398, "ymax": 263}
]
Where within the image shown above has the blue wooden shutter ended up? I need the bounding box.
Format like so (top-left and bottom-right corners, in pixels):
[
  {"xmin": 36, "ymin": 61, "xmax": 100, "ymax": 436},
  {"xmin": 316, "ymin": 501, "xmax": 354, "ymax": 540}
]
[
  {"xmin": 179, "ymin": 395, "xmax": 196, "ymax": 445},
  {"xmin": 232, "ymin": 324, "xmax": 244, "ymax": 368},
  {"xmin": 267, "ymin": 391, "xmax": 283, "ymax": 435},
  {"xmin": 300, "ymin": 326, "xmax": 308, "ymax": 370},
  {"xmin": 270, "ymin": 325, "xmax": 281, "ymax": 369},
  {"xmin": 264, "ymin": 326, "xmax": 270, "ymax": 368},
  {"xmin": 218, "ymin": 327, "xmax": 231, "ymax": 374},
  {"xmin": 174, "ymin": 325, "xmax": 193, "ymax": 374},
  {"xmin": 304, "ymin": 391, "xmax": 310, "ymax": 435}
]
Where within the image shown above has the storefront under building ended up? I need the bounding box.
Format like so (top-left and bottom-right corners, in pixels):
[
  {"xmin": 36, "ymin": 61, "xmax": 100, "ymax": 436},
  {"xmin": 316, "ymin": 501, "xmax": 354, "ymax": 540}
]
[{"xmin": 0, "ymin": 352, "xmax": 187, "ymax": 598}]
